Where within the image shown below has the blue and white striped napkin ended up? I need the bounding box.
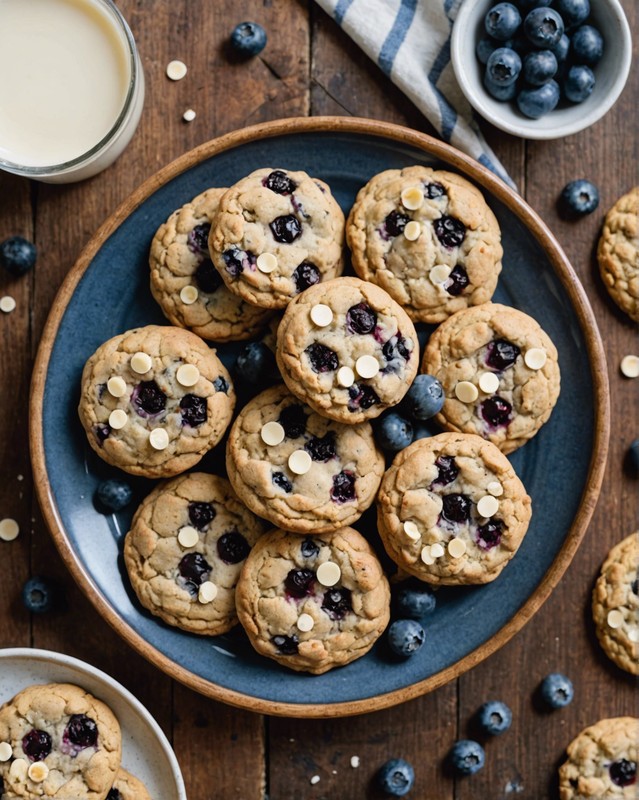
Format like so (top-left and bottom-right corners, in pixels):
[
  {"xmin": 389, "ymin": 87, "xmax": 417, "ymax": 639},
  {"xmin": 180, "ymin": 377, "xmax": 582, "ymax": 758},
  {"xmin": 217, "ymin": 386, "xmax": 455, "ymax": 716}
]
[{"xmin": 314, "ymin": 0, "xmax": 516, "ymax": 190}]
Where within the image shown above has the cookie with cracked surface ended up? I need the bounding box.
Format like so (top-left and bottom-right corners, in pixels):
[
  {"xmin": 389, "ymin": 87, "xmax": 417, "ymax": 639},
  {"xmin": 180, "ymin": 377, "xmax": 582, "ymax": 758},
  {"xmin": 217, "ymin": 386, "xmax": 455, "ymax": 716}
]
[
  {"xmin": 597, "ymin": 187, "xmax": 639, "ymax": 322},
  {"xmin": 124, "ymin": 472, "xmax": 266, "ymax": 635},
  {"xmin": 592, "ymin": 532, "xmax": 639, "ymax": 675},
  {"xmin": 149, "ymin": 188, "xmax": 273, "ymax": 342},
  {"xmin": 226, "ymin": 384, "xmax": 385, "ymax": 534},
  {"xmin": 421, "ymin": 302, "xmax": 560, "ymax": 454},
  {"xmin": 235, "ymin": 526, "xmax": 390, "ymax": 674},
  {"xmin": 78, "ymin": 325, "xmax": 235, "ymax": 478},
  {"xmin": 346, "ymin": 166, "xmax": 503, "ymax": 323},
  {"xmin": 377, "ymin": 432, "xmax": 531, "ymax": 585},
  {"xmin": 0, "ymin": 683, "xmax": 121, "ymax": 800},
  {"xmin": 276, "ymin": 276, "xmax": 419, "ymax": 424},
  {"xmin": 559, "ymin": 717, "xmax": 638, "ymax": 799},
  {"xmin": 107, "ymin": 769, "xmax": 151, "ymax": 800},
  {"xmin": 209, "ymin": 167, "xmax": 345, "ymax": 309}
]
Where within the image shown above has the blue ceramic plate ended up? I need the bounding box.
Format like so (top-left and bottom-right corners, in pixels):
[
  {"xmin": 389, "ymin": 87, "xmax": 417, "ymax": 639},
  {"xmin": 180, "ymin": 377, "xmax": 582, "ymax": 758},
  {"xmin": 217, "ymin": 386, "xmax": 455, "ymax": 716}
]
[{"xmin": 31, "ymin": 118, "xmax": 608, "ymax": 717}]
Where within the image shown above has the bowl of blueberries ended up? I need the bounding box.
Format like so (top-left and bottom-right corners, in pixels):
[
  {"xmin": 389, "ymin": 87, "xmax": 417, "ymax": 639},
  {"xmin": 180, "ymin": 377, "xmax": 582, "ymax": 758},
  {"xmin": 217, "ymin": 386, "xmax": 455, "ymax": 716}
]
[{"xmin": 451, "ymin": 0, "xmax": 632, "ymax": 139}]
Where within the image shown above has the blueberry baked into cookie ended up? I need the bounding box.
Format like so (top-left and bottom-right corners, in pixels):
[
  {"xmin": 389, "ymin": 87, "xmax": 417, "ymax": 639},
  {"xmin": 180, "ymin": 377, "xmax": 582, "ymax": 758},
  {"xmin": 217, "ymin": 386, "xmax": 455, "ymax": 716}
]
[
  {"xmin": 107, "ymin": 769, "xmax": 151, "ymax": 800},
  {"xmin": 235, "ymin": 526, "xmax": 390, "ymax": 674},
  {"xmin": 0, "ymin": 683, "xmax": 121, "ymax": 800},
  {"xmin": 346, "ymin": 166, "xmax": 503, "ymax": 323}
]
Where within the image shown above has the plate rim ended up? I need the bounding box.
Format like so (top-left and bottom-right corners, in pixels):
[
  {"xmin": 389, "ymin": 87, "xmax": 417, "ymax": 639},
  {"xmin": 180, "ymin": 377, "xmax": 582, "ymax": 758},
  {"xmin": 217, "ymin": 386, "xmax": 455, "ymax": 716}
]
[{"xmin": 29, "ymin": 115, "xmax": 610, "ymax": 718}]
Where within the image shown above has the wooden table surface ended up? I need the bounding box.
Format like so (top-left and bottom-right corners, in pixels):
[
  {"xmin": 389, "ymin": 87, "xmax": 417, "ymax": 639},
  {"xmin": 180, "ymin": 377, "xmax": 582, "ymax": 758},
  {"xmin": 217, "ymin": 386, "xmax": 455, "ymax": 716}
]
[{"xmin": 1, "ymin": 2, "xmax": 637, "ymax": 798}]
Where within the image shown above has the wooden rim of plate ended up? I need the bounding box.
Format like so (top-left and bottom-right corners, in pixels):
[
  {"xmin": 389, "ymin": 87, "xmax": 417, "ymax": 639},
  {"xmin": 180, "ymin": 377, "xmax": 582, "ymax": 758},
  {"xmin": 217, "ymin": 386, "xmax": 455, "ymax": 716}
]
[{"xmin": 29, "ymin": 116, "xmax": 610, "ymax": 718}]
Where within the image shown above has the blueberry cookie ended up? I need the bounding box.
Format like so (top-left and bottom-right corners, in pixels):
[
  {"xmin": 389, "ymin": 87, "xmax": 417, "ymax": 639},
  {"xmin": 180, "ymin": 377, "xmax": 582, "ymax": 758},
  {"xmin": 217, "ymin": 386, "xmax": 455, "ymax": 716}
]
[
  {"xmin": 78, "ymin": 325, "xmax": 235, "ymax": 478},
  {"xmin": 377, "ymin": 433, "xmax": 531, "ymax": 585},
  {"xmin": 422, "ymin": 302, "xmax": 560, "ymax": 454},
  {"xmin": 559, "ymin": 717, "xmax": 638, "ymax": 799},
  {"xmin": 124, "ymin": 473, "xmax": 266, "ymax": 635},
  {"xmin": 346, "ymin": 166, "xmax": 503, "ymax": 323},
  {"xmin": 592, "ymin": 532, "xmax": 639, "ymax": 676},
  {"xmin": 235, "ymin": 526, "xmax": 390, "ymax": 674},
  {"xmin": 225, "ymin": 385, "xmax": 385, "ymax": 534},
  {"xmin": 276, "ymin": 277, "xmax": 419, "ymax": 423},
  {"xmin": 149, "ymin": 188, "xmax": 273, "ymax": 341},
  {"xmin": 597, "ymin": 187, "xmax": 639, "ymax": 322},
  {"xmin": 0, "ymin": 683, "xmax": 121, "ymax": 800},
  {"xmin": 107, "ymin": 769, "xmax": 151, "ymax": 800},
  {"xmin": 209, "ymin": 167, "xmax": 345, "ymax": 309}
]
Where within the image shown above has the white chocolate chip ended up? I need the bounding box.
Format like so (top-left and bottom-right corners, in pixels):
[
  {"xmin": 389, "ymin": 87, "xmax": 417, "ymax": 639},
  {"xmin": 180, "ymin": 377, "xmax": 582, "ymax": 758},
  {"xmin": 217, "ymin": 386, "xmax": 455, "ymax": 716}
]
[
  {"xmin": 288, "ymin": 449, "xmax": 312, "ymax": 475},
  {"xmin": 108, "ymin": 409, "xmax": 128, "ymax": 430},
  {"xmin": 176, "ymin": 364, "xmax": 200, "ymax": 387},
  {"xmin": 455, "ymin": 381, "xmax": 479, "ymax": 403},
  {"xmin": 430, "ymin": 542, "xmax": 445, "ymax": 559},
  {"xmin": 403, "ymin": 220, "xmax": 421, "ymax": 241},
  {"xmin": 310, "ymin": 303, "xmax": 333, "ymax": 327},
  {"xmin": 166, "ymin": 59, "xmax": 187, "ymax": 80},
  {"xmin": 256, "ymin": 252, "xmax": 278, "ymax": 273},
  {"xmin": 297, "ymin": 613, "xmax": 314, "ymax": 632},
  {"xmin": 178, "ymin": 526, "xmax": 199, "ymax": 548},
  {"xmin": 524, "ymin": 348, "xmax": 547, "ymax": 370},
  {"xmin": 403, "ymin": 521, "xmax": 420, "ymax": 541},
  {"xmin": 355, "ymin": 355, "xmax": 379, "ymax": 379},
  {"xmin": 401, "ymin": 186, "xmax": 424, "ymax": 210},
  {"xmin": 487, "ymin": 481, "xmax": 503, "ymax": 497},
  {"xmin": 0, "ymin": 518, "xmax": 19, "ymax": 542},
  {"xmin": 198, "ymin": 581, "xmax": 218, "ymax": 604},
  {"xmin": 149, "ymin": 428, "xmax": 169, "ymax": 450},
  {"xmin": 477, "ymin": 495, "xmax": 499, "ymax": 518},
  {"xmin": 107, "ymin": 376, "xmax": 127, "ymax": 398},
  {"xmin": 429, "ymin": 265, "xmax": 451, "ymax": 285},
  {"xmin": 310, "ymin": 776, "xmax": 320, "ymax": 785},
  {"xmin": 0, "ymin": 742, "xmax": 12, "ymax": 761},
  {"xmin": 180, "ymin": 285, "xmax": 199, "ymax": 304},
  {"xmin": 316, "ymin": 561, "xmax": 341, "ymax": 586},
  {"xmin": 27, "ymin": 762, "xmax": 48, "ymax": 783},
  {"xmin": 183, "ymin": 108, "xmax": 196, "ymax": 122},
  {"xmin": 627, "ymin": 627, "xmax": 639, "ymax": 643},
  {"xmin": 620, "ymin": 355, "xmax": 639, "ymax": 379},
  {"xmin": 10, "ymin": 758, "xmax": 28, "ymax": 781},
  {"xmin": 130, "ymin": 351, "xmax": 152, "ymax": 374},
  {"xmin": 448, "ymin": 537, "xmax": 467, "ymax": 558},
  {"xmin": 607, "ymin": 609, "xmax": 624, "ymax": 629},
  {"xmin": 421, "ymin": 545, "xmax": 435, "ymax": 565},
  {"xmin": 337, "ymin": 366, "xmax": 355, "ymax": 388},
  {"xmin": 0, "ymin": 296, "xmax": 16, "ymax": 313},
  {"xmin": 261, "ymin": 421, "xmax": 285, "ymax": 446},
  {"xmin": 478, "ymin": 372, "xmax": 500, "ymax": 394},
  {"xmin": 350, "ymin": 756, "xmax": 360, "ymax": 768}
]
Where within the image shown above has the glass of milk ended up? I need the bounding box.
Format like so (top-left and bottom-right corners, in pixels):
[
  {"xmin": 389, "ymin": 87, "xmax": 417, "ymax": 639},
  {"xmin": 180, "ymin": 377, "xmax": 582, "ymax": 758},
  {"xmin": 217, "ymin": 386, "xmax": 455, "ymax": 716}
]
[{"xmin": 0, "ymin": 0, "xmax": 145, "ymax": 183}]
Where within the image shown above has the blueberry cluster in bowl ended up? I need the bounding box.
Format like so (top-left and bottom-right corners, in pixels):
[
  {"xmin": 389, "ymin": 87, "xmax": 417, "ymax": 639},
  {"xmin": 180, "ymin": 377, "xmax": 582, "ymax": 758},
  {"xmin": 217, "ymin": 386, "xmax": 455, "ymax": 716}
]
[{"xmin": 477, "ymin": 0, "xmax": 604, "ymax": 119}]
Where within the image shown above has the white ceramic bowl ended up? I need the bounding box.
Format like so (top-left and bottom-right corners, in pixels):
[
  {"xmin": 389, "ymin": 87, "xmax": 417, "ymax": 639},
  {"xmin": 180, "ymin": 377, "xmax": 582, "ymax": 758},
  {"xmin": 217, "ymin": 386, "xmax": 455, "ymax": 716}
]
[
  {"xmin": 0, "ymin": 648, "xmax": 186, "ymax": 800},
  {"xmin": 451, "ymin": 0, "xmax": 632, "ymax": 139}
]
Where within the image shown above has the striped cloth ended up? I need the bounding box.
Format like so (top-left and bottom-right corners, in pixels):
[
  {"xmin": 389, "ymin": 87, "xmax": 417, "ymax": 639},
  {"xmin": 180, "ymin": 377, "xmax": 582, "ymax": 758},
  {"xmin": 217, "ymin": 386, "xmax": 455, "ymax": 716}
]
[{"xmin": 314, "ymin": 0, "xmax": 516, "ymax": 190}]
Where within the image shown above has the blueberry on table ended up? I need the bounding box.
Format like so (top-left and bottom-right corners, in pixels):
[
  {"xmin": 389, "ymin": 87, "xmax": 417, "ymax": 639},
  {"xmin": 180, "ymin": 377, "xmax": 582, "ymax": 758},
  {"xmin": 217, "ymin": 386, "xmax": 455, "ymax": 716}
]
[
  {"xmin": 0, "ymin": 236, "xmax": 36, "ymax": 277},
  {"xmin": 563, "ymin": 64, "xmax": 595, "ymax": 103},
  {"xmin": 523, "ymin": 49, "xmax": 557, "ymax": 85},
  {"xmin": 376, "ymin": 758, "xmax": 415, "ymax": 797},
  {"xmin": 570, "ymin": 24, "xmax": 603, "ymax": 65},
  {"xmin": 476, "ymin": 700, "xmax": 513, "ymax": 735},
  {"xmin": 484, "ymin": 3, "xmax": 522, "ymax": 41},
  {"xmin": 374, "ymin": 413, "xmax": 413, "ymax": 453},
  {"xmin": 394, "ymin": 583, "xmax": 437, "ymax": 620},
  {"xmin": 540, "ymin": 672, "xmax": 574, "ymax": 708},
  {"xmin": 625, "ymin": 438, "xmax": 639, "ymax": 478},
  {"xmin": 403, "ymin": 374, "xmax": 444, "ymax": 421},
  {"xmin": 554, "ymin": 0, "xmax": 590, "ymax": 27},
  {"xmin": 230, "ymin": 22, "xmax": 267, "ymax": 57},
  {"xmin": 96, "ymin": 478, "xmax": 132, "ymax": 512},
  {"xmin": 234, "ymin": 341, "xmax": 277, "ymax": 385},
  {"xmin": 22, "ymin": 577, "xmax": 57, "ymax": 614},
  {"xmin": 448, "ymin": 740, "xmax": 486, "ymax": 775},
  {"xmin": 559, "ymin": 179, "xmax": 599, "ymax": 216},
  {"xmin": 486, "ymin": 47, "xmax": 522, "ymax": 86},
  {"xmin": 484, "ymin": 72, "xmax": 517, "ymax": 101},
  {"xmin": 523, "ymin": 7, "xmax": 565, "ymax": 49},
  {"xmin": 387, "ymin": 619, "xmax": 425, "ymax": 658},
  {"xmin": 516, "ymin": 80, "xmax": 560, "ymax": 118}
]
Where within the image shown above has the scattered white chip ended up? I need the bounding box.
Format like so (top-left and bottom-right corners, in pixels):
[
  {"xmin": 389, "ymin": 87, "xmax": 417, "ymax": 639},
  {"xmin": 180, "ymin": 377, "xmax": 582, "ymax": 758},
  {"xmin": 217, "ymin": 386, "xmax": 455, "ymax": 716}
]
[
  {"xmin": 403, "ymin": 520, "xmax": 420, "ymax": 541},
  {"xmin": 448, "ymin": 537, "xmax": 467, "ymax": 558},
  {"xmin": 176, "ymin": 364, "xmax": 200, "ymax": 387},
  {"xmin": 27, "ymin": 762, "xmax": 48, "ymax": 783},
  {"xmin": 355, "ymin": 355, "xmax": 379, "ymax": 379},
  {"xmin": 455, "ymin": 381, "xmax": 479, "ymax": 403},
  {"xmin": 401, "ymin": 186, "xmax": 424, "ymax": 210},
  {"xmin": 478, "ymin": 372, "xmax": 500, "ymax": 394},
  {"xmin": 607, "ymin": 609, "xmax": 624, "ymax": 629},
  {"xmin": 180, "ymin": 285, "xmax": 199, "ymax": 304},
  {"xmin": 166, "ymin": 59, "xmax": 187, "ymax": 80},
  {"xmin": 198, "ymin": 581, "xmax": 218, "ymax": 604},
  {"xmin": 620, "ymin": 355, "xmax": 639, "ymax": 379},
  {"xmin": 350, "ymin": 755, "xmax": 360, "ymax": 769},
  {"xmin": 310, "ymin": 303, "xmax": 333, "ymax": 327},
  {"xmin": 288, "ymin": 449, "xmax": 312, "ymax": 475},
  {"xmin": 403, "ymin": 220, "xmax": 421, "ymax": 241},
  {"xmin": 256, "ymin": 252, "xmax": 278, "ymax": 274},
  {"xmin": 183, "ymin": 108, "xmax": 196, "ymax": 122},
  {"xmin": 261, "ymin": 421, "xmax": 285, "ymax": 446},
  {"xmin": 430, "ymin": 542, "xmax": 445, "ymax": 559},
  {"xmin": 107, "ymin": 376, "xmax": 127, "ymax": 398},
  {"xmin": 310, "ymin": 775, "xmax": 320, "ymax": 785},
  {"xmin": 477, "ymin": 495, "xmax": 500, "ymax": 518},
  {"xmin": 0, "ymin": 296, "xmax": 16, "ymax": 313},
  {"xmin": 487, "ymin": 480, "xmax": 503, "ymax": 497},
  {"xmin": 429, "ymin": 264, "xmax": 451, "ymax": 285},
  {"xmin": 9, "ymin": 758, "xmax": 28, "ymax": 780},
  {"xmin": 337, "ymin": 366, "xmax": 355, "ymax": 388},
  {"xmin": 421, "ymin": 545, "xmax": 435, "ymax": 565},
  {"xmin": 178, "ymin": 526, "xmax": 199, "ymax": 548},
  {"xmin": 0, "ymin": 742, "xmax": 12, "ymax": 761},
  {"xmin": 317, "ymin": 561, "xmax": 341, "ymax": 586},
  {"xmin": 0, "ymin": 518, "xmax": 19, "ymax": 542},
  {"xmin": 108, "ymin": 409, "xmax": 128, "ymax": 430},
  {"xmin": 297, "ymin": 613, "xmax": 314, "ymax": 632},
  {"xmin": 628, "ymin": 627, "xmax": 639, "ymax": 643},
  {"xmin": 149, "ymin": 428, "xmax": 169, "ymax": 450},
  {"xmin": 524, "ymin": 347, "xmax": 547, "ymax": 370},
  {"xmin": 131, "ymin": 351, "xmax": 152, "ymax": 374}
]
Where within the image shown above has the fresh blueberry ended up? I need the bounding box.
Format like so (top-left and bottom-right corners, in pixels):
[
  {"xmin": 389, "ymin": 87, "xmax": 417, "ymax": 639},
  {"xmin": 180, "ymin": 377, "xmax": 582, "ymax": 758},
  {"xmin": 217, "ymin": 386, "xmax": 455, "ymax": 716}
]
[
  {"xmin": 374, "ymin": 413, "xmax": 413, "ymax": 453},
  {"xmin": 609, "ymin": 759, "xmax": 637, "ymax": 787},
  {"xmin": 394, "ymin": 584, "xmax": 436, "ymax": 620},
  {"xmin": 477, "ymin": 37, "xmax": 502, "ymax": 65},
  {"xmin": 523, "ymin": 7, "xmax": 564, "ymax": 48},
  {"xmin": 553, "ymin": 0, "xmax": 589, "ymax": 26},
  {"xmin": 230, "ymin": 21, "xmax": 267, "ymax": 56},
  {"xmin": 411, "ymin": 422, "xmax": 433, "ymax": 443},
  {"xmin": 376, "ymin": 758, "xmax": 415, "ymax": 797},
  {"xmin": 570, "ymin": 24, "xmax": 603, "ymax": 65},
  {"xmin": 22, "ymin": 577, "xmax": 57, "ymax": 614},
  {"xmin": 448, "ymin": 740, "xmax": 485, "ymax": 775},
  {"xmin": 563, "ymin": 65, "xmax": 595, "ymax": 103},
  {"xmin": 625, "ymin": 438, "xmax": 639, "ymax": 478},
  {"xmin": 403, "ymin": 374, "xmax": 444, "ymax": 421},
  {"xmin": 516, "ymin": 80, "xmax": 560, "ymax": 118},
  {"xmin": 523, "ymin": 49, "xmax": 557, "ymax": 84},
  {"xmin": 484, "ymin": 3, "xmax": 522, "ymax": 40},
  {"xmin": 484, "ymin": 72, "xmax": 518, "ymax": 101},
  {"xmin": 550, "ymin": 33, "xmax": 570, "ymax": 63},
  {"xmin": 95, "ymin": 479, "xmax": 132, "ymax": 512},
  {"xmin": 487, "ymin": 46, "xmax": 522, "ymax": 85},
  {"xmin": 0, "ymin": 236, "xmax": 37, "ymax": 277},
  {"xmin": 388, "ymin": 619, "xmax": 425, "ymax": 658},
  {"xmin": 476, "ymin": 701, "xmax": 513, "ymax": 735},
  {"xmin": 559, "ymin": 179, "xmax": 599, "ymax": 216},
  {"xmin": 540, "ymin": 672, "xmax": 574, "ymax": 708},
  {"xmin": 234, "ymin": 341, "xmax": 277, "ymax": 385}
]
